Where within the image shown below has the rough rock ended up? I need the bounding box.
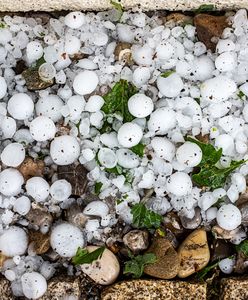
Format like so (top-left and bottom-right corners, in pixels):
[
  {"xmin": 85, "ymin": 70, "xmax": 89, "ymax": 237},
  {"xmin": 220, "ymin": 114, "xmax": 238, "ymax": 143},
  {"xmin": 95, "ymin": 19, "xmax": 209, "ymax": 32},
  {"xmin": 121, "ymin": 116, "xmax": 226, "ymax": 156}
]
[
  {"xmin": 26, "ymin": 207, "xmax": 53, "ymax": 233},
  {"xmin": 29, "ymin": 230, "xmax": 50, "ymax": 254},
  {"xmin": 165, "ymin": 13, "xmax": 193, "ymax": 25},
  {"xmin": 66, "ymin": 204, "xmax": 88, "ymax": 228},
  {"xmin": 177, "ymin": 229, "xmax": 210, "ymax": 278},
  {"xmin": 194, "ymin": 14, "xmax": 228, "ymax": 51},
  {"xmin": 123, "ymin": 230, "xmax": 149, "ymax": 254},
  {"xmin": 144, "ymin": 237, "xmax": 179, "ymax": 279},
  {"xmin": 101, "ymin": 279, "xmax": 207, "ymax": 300},
  {"xmin": 18, "ymin": 157, "xmax": 45, "ymax": 181},
  {"xmin": 22, "ymin": 68, "xmax": 54, "ymax": 90},
  {"xmin": 220, "ymin": 277, "xmax": 248, "ymax": 300},
  {"xmin": 0, "ymin": 276, "xmax": 14, "ymax": 300},
  {"xmin": 180, "ymin": 208, "xmax": 202, "ymax": 230}
]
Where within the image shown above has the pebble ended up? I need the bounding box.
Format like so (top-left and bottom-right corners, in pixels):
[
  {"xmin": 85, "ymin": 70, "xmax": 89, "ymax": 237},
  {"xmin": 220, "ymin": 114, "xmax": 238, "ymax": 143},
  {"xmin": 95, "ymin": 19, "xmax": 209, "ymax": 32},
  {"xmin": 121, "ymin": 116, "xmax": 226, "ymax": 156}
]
[
  {"xmin": 177, "ymin": 229, "xmax": 210, "ymax": 278},
  {"xmin": 29, "ymin": 231, "xmax": 50, "ymax": 255},
  {"xmin": 123, "ymin": 230, "xmax": 149, "ymax": 254},
  {"xmin": 17, "ymin": 157, "xmax": 45, "ymax": 181},
  {"xmin": 180, "ymin": 207, "xmax": 202, "ymax": 230},
  {"xmin": 26, "ymin": 207, "xmax": 53, "ymax": 234}
]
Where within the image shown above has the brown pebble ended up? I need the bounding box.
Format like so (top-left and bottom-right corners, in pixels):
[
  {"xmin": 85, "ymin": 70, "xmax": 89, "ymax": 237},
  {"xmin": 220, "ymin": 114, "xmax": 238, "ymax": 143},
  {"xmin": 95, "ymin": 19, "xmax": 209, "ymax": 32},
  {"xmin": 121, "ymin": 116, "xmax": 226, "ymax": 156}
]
[
  {"xmin": 29, "ymin": 231, "xmax": 50, "ymax": 254},
  {"xmin": 18, "ymin": 157, "xmax": 45, "ymax": 181}
]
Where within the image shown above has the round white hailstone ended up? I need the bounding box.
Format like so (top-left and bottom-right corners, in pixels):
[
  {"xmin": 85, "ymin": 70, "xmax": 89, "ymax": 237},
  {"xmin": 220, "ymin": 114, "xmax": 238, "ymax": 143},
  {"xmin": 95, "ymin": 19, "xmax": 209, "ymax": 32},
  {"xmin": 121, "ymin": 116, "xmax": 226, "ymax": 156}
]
[
  {"xmin": 100, "ymin": 132, "xmax": 119, "ymax": 148},
  {"xmin": 50, "ymin": 135, "xmax": 80, "ymax": 165},
  {"xmin": 216, "ymin": 39, "xmax": 235, "ymax": 53},
  {"xmin": 93, "ymin": 32, "xmax": 109, "ymax": 46},
  {"xmin": 26, "ymin": 41, "xmax": 43, "ymax": 62},
  {"xmin": 116, "ymin": 148, "xmax": 139, "ymax": 168},
  {"xmin": 201, "ymin": 76, "xmax": 237, "ymax": 102},
  {"xmin": 0, "ymin": 226, "xmax": 28, "ymax": 256},
  {"xmin": 128, "ymin": 94, "xmax": 154, "ymax": 118},
  {"xmin": 36, "ymin": 95, "xmax": 63, "ymax": 122},
  {"xmin": 67, "ymin": 95, "xmax": 86, "ymax": 120},
  {"xmin": 236, "ymin": 140, "xmax": 247, "ymax": 154},
  {"xmin": 151, "ymin": 137, "xmax": 175, "ymax": 162},
  {"xmin": 0, "ymin": 76, "xmax": 7, "ymax": 99},
  {"xmin": 1, "ymin": 116, "xmax": 16, "ymax": 138},
  {"xmin": 227, "ymin": 184, "xmax": 239, "ymax": 203},
  {"xmin": 176, "ymin": 142, "xmax": 202, "ymax": 167},
  {"xmin": 76, "ymin": 58, "xmax": 98, "ymax": 70},
  {"xmin": 1, "ymin": 142, "xmax": 25, "ymax": 167},
  {"xmin": 0, "ymin": 168, "xmax": 24, "ymax": 196},
  {"xmin": 73, "ymin": 71, "xmax": 99, "ymax": 95},
  {"xmin": 198, "ymin": 192, "xmax": 216, "ymax": 211},
  {"xmin": 64, "ymin": 11, "xmax": 85, "ymax": 29},
  {"xmin": 157, "ymin": 73, "xmax": 184, "ymax": 98},
  {"xmin": 85, "ymin": 95, "xmax": 104, "ymax": 112},
  {"xmin": 193, "ymin": 56, "xmax": 215, "ymax": 81},
  {"xmin": 148, "ymin": 107, "xmax": 176, "ymax": 135},
  {"xmin": 30, "ymin": 116, "xmax": 56, "ymax": 142},
  {"xmin": 90, "ymin": 111, "xmax": 103, "ymax": 128},
  {"xmin": 213, "ymin": 188, "xmax": 226, "ymax": 199},
  {"xmin": 232, "ymin": 173, "xmax": 246, "ymax": 193},
  {"xmin": 215, "ymin": 52, "xmax": 236, "ymax": 72},
  {"xmin": 155, "ymin": 42, "xmax": 174, "ymax": 60},
  {"xmin": 26, "ymin": 177, "xmax": 50, "ymax": 202},
  {"xmin": 166, "ymin": 172, "xmax": 192, "ymax": 196},
  {"xmin": 206, "ymin": 207, "xmax": 218, "ymax": 221},
  {"xmin": 117, "ymin": 122, "xmax": 143, "ymax": 148},
  {"xmin": 7, "ymin": 93, "xmax": 34, "ymax": 120},
  {"xmin": 133, "ymin": 67, "xmax": 150, "ymax": 87},
  {"xmin": 216, "ymin": 204, "xmax": 241, "ymax": 230},
  {"xmin": 64, "ymin": 36, "xmax": 81, "ymax": 55},
  {"xmin": 98, "ymin": 148, "xmax": 117, "ymax": 168},
  {"xmin": 81, "ymin": 148, "xmax": 95, "ymax": 161},
  {"xmin": 138, "ymin": 170, "xmax": 155, "ymax": 189},
  {"xmin": 219, "ymin": 258, "xmax": 235, "ymax": 274},
  {"xmin": 50, "ymin": 179, "xmax": 72, "ymax": 202},
  {"xmin": 5, "ymin": 270, "xmax": 16, "ymax": 281},
  {"xmin": 13, "ymin": 196, "xmax": 31, "ymax": 215},
  {"xmin": 132, "ymin": 44, "xmax": 154, "ymax": 66},
  {"xmin": 21, "ymin": 272, "xmax": 47, "ymax": 299},
  {"xmin": 215, "ymin": 134, "xmax": 234, "ymax": 156},
  {"xmin": 50, "ymin": 223, "xmax": 85, "ymax": 257},
  {"xmin": 83, "ymin": 201, "xmax": 109, "ymax": 218},
  {"xmin": 38, "ymin": 63, "xmax": 56, "ymax": 82}
]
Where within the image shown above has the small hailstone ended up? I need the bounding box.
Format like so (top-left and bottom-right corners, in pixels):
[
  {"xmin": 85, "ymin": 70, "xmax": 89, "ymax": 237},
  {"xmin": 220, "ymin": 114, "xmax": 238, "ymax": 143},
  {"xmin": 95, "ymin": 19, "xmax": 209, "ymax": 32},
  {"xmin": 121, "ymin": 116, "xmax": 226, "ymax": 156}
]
[
  {"xmin": 232, "ymin": 173, "xmax": 246, "ymax": 193},
  {"xmin": 76, "ymin": 58, "xmax": 98, "ymax": 70},
  {"xmin": 83, "ymin": 201, "xmax": 109, "ymax": 218},
  {"xmin": 13, "ymin": 196, "xmax": 31, "ymax": 215},
  {"xmin": 227, "ymin": 184, "xmax": 239, "ymax": 203},
  {"xmin": 64, "ymin": 35, "xmax": 81, "ymax": 55},
  {"xmin": 198, "ymin": 192, "xmax": 216, "ymax": 211},
  {"xmin": 151, "ymin": 137, "xmax": 175, "ymax": 162},
  {"xmin": 36, "ymin": 95, "xmax": 63, "ymax": 122},
  {"xmin": 200, "ymin": 76, "xmax": 237, "ymax": 102},
  {"xmin": 166, "ymin": 172, "xmax": 192, "ymax": 196},
  {"xmin": 216, "ymin": 39, "xmax": 235, "ymax": 53},
  {"xmin": 40, "ymin": 262, "xmax": 56, "ymax": 280},
  {"xmin": 5, "ymin": 269, "xmax": 16, "ymax": 281},
  {"xmin": 98, "ymin": 148, "xmax": 117, "ymax": 168},
  {"xmin": 206, "ymin": 207, "xmax": 218, "ymax": 221},
  {"xmin": 85, "ymin": 219, "xmax": 100, "ymax": 234},
  {"xmin": 100, "ymin": 132, "xmax": 119, "ymax": 148},
  {"xmin": 176, "ymin": 142, "xmax": 202, "ymax": 167},
  {"xmin": 148, "ymin": 107, "xmax": 176, "ymax": 135},
  {"xmin": 216, "ymin": 204, "xmax": 241, "ymax": 230},
  {"xmin": 21, "ymin": 272, "xmax": 47, "ymax": 299},
  {"xmin": 93, "ymin": 32, "xmax": 109, "ymax": 46},
  {"xmin": 213, "ymin": 188, "xmax": 226, "ymax": 199},
  {"xmin": 50, "ymin": 179, "xmax": 72, "ymax": 202},
  {"xmin": 1, "ymin": 116, "xmax": 17, "ymax": 139},
  {"xmin": 215, "ymin": 52, "xmax": 236, "ymax": 72},
  {"xmin": 0, "ymin": 76, "xmax": 7, "ymax": 99},
  {"xmin": 128, "ymin": 94, "xmax": 154, "ymax": 118},
  {"xmin": 30, "ymin": 116, "xmax": 56, "ymax": 141},
  {"xmin": 236, "ymin": 140, "xmax": 247, "ymax": 154},
  {"xmin": 155, "ymin": 42, "xmax": 174, "ymax": 60},
  {"xmin": 215, "ymin": 134, "xmax": 234, "ymax": 156},
  {"xmin": 73, "ymin": 71, "xmax": 99, "ymax": 95},
  {"xmin": 0, "ymin": 168, "xmax": 24, "ymax": 196},
  {"xmin": 1, "ymin": 142, "xmax": 25, "ymax": 167},
  {"xmin": 90, "ymin": 111, "xmax": 103, "ymax": 128},
  {"xmin": 66, "ymin": 95, "xmax": 86, "ymax": 121},
  {"xmin": 0, "ymin": 226, "xmax": 28, "ymax": 256},
  {"xmin": 138, "ymin": 170, "xmax": 155, "ymax": 189},
  {"xmin": 55, "ymin": 70, "xmax": 66, "ymax": 84},
  {"xmin": 26, "ymin": 41, "xmax": 43, "ymax": 62},
  {"xmin": 132, "ymin": 67, "xmax": 150, "ymax": 87},
  {"xmin": 157, "ymin": 73, "xmax": 184, "ymax": 98},
  {"xmin": 117, "ymin": 122, "xmax": 143, "ymax": 148},
  {"xmin": 13, "ymin": 255, "xmax": 21, "ymax": 265},
  {"xmin": 116, "ymin": 148, "xmax": 139, "ymax": 168},
  {"xmin": 50, "ymin": 223, "xmax": 85, "ymax": 257},
  {"xmin": 26, "ymin": 177, "xmax": 50, "ymax": 202},
  {"xmin": 85, "ymin": 95, "xmax": 104, "ymax": 112},
  {"xmin": 132, "ymin": 44, "xmax": 154, "ymax": 66},
  {"xmin": 50, "ymin": 135, "xmax": 80, "ymax": 165},
  {"xmin": 38, "ymin": 63, "xmax": 56, "ymax": 82},
  {"xmin": 7, "ymin": 93, "xmax": 34, "ymax": 120},
  {"xmin": 2, "ymin": 209, "xmax": 14, "ymax": 225},
  {"xmin": 64, "ymin": 12, "xmax": 85, "ymax": 29},
  {"xmin": 219, "ymin": 258, "xmax": 235, "ymax": 274},
  {"xmin": 81, "ymin": 148, "xmax": 95, "ymax": 161}
]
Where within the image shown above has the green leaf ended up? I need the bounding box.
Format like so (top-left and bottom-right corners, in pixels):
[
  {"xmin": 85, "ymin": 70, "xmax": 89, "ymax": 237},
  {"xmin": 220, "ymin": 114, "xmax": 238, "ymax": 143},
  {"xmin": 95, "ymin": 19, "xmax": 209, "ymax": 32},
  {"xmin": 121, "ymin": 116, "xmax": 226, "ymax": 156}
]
[
  {"xmin": 94, "ymin": 182, "xmax": 103, "ymax": 195},
  {"xmin": 105, "ymin": 164, "xmax": 123, "ymax": 175},
  {"xmin": 237, "ymin": 90, "xmax": 245, "ymax": 100},
  {"xmin": 102, "ymin": 79, "xmax": 137, "ymax": 122},
  {"xmin": 161, "ymin": 70, "xmax": 175, "ymax": 78},
  {"xmin": 31, "ymin": 56, "xmax": 46, "ymax": 70},
  {"xmin": 124, "ymin": 253, "xmax": 157, "ymax": 278},
  {"xmin": 131, "ymin": 203, "xmax": 163, "ymax": 229},
  {"xmin": 110, "ymin": 0, "xmax": 123, "ymax": 12},
  {"xmin": 195, "ymin": 4, "xmax": 215, "ymax": 14},
  {"xmin": 196, "ymin": 260, "xmax": 219, "ymax": 280},
  {"xmin": 131, "ymin": 143, "xmax": 145, "ymax": 157},
  {"xmin": 72, "ymin": 246, "xmax": 105, "ymax": 265},
  {"xmin": 236, "ymin": 240, "xmax": 248, "ymax": 257},
  {"xmin": 0, "ymin": 22, "xmax": 7, "ymax": 29}
]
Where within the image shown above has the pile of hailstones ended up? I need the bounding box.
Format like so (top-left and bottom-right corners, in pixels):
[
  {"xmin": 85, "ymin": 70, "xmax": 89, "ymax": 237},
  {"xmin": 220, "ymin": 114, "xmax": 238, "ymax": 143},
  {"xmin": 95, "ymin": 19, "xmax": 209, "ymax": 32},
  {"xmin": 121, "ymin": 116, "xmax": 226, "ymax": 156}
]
[{"xmin": 0, "ymin": 7, "xmax": 248, "ymax": 298}]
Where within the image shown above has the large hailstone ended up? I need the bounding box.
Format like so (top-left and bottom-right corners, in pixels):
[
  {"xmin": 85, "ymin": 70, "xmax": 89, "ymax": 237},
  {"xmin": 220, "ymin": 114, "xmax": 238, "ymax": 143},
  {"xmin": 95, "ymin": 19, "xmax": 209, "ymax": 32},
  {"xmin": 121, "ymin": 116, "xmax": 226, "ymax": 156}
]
[
  {"xmin": 176, "ymin": 142, "xmax": 202, "ymax": 167},
  {"xmin": 50, "ymin": 223, "xmax": 85, "ymax": 257},
  {"xmin": 151, "ymin": 137, "xmax": 175, "ymax": 162},
  {"xmin": 117, "ymin": 122, "xmax": 143, "ymax": 148},
  {"xmin": 216, "ymin": 204, "xmax": 241, "ymax": 230},
  {"xmin": 166, "ymin": 172, "xmax": 192, "ymax": 196},
  {"xmin": 148, "ymin": 107, "xmax": 176, "ymax": 135},
  {"xmin": 73, "ymin": 71, "xmax": 99, "ymax": 95},
  {"xmin": 64, "ymin": 11, "xmax": 85, "ymax": 29},
  {"xmin": 30, "ymin": 116, "xmax": 56, "ymax": 142},
  {"xmin": 116, "ymin": 149, "xmax": 140, "ymax": 168},
  {"xmin": 21, "ymin": 272, "xmax": 47, "ymax": 299},
  {"xmin": 0, "ymin": 226, "xmax": 28, "ymax": 256},
  {"xmin": 0, "ymin": 76, "xmax": 7, "ymax": 99},
  {"xmin": 26, "ymin": 177, "xmax": 50, "ymax": 202},
  {"xmin": 7, "ymin": 93, "xmax": 34, "ymax": 120},
  {"xmin": 157, "ymin": 73, "xmax": 184, "ymax": 98},
  {"xmin": 50, "ymin": 135, "xmax": 80, "ymax": 165},
  {"xmin": 97, "ymin": 148, "xmax": 117, "ymax": 168},
  {"xmin": 36, "ymin": 95, "xmax": 63, "ymax": 122},
  {"xmin": 0, "ymin": 168, "xmax": 24, "ymax": 196},
  {"xmin": 50, "ymin": 179, "xmax": 72, "ymax": 202},
  {"xmin": 200, "ymin": 75, "xmax": 237, "ymax": 102},
  {"xmin": 1, "ymin": 142, "xmax": 25, "ymax": 167},
  {"xmin": 128, "ymin": 93, "xmax": 154, "ymax": 118}
]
